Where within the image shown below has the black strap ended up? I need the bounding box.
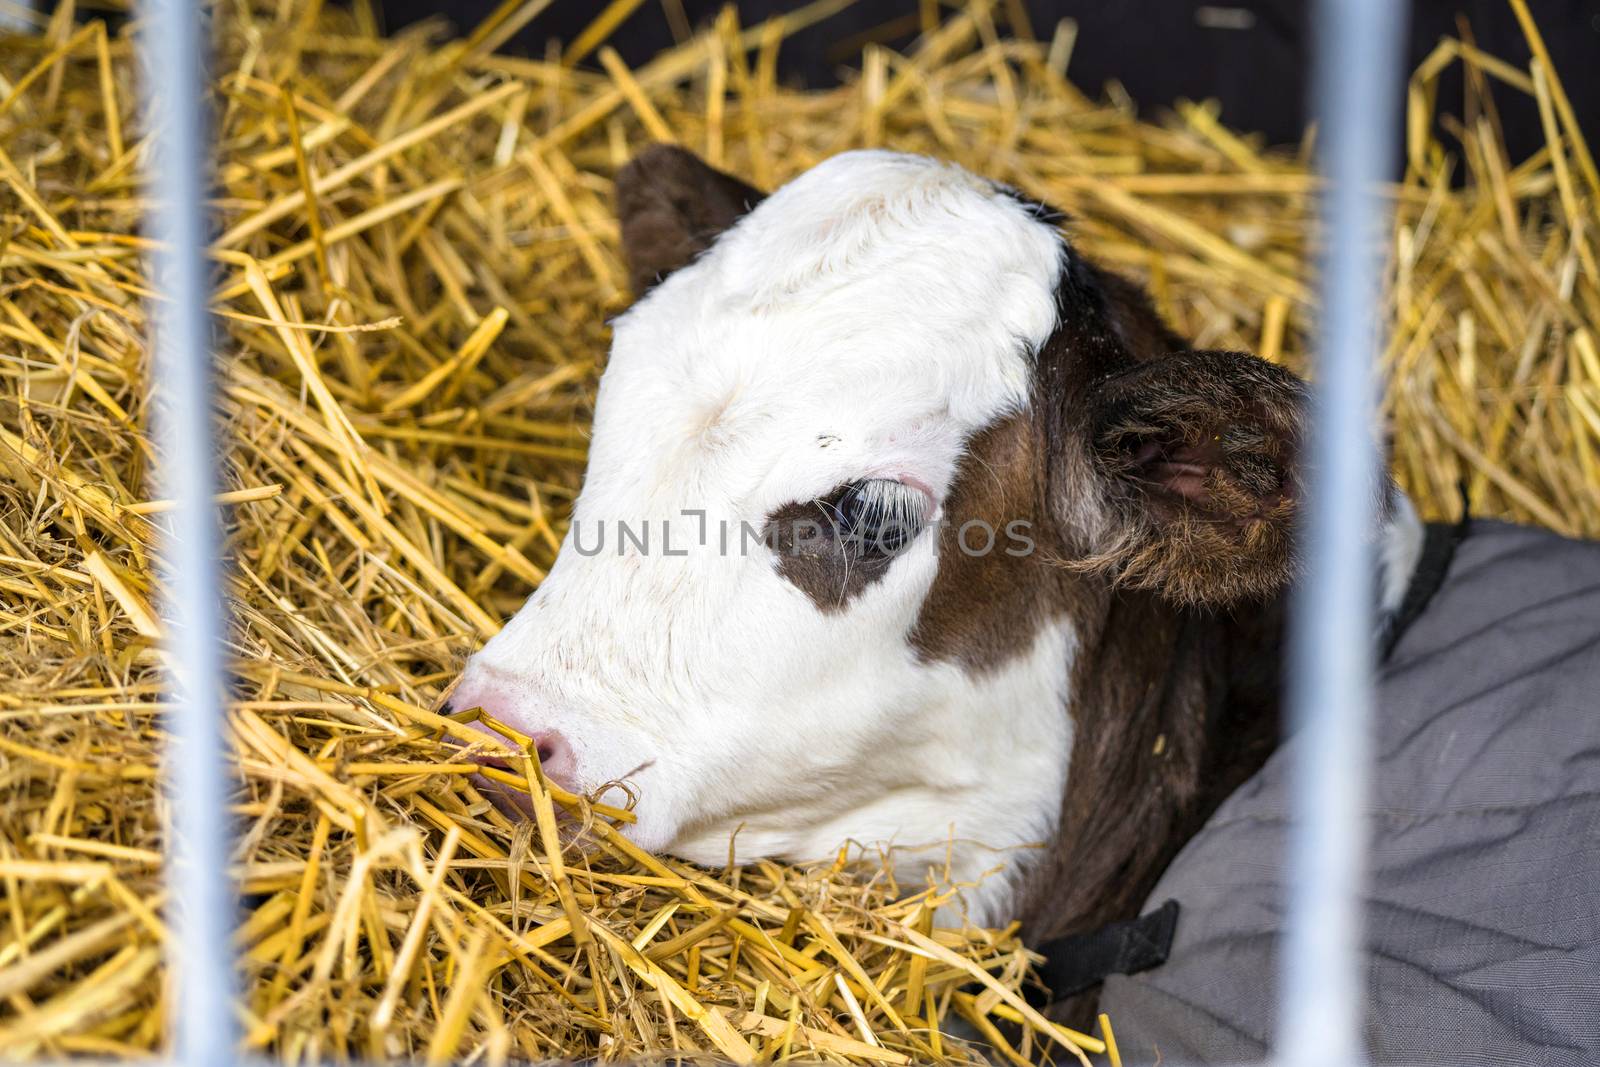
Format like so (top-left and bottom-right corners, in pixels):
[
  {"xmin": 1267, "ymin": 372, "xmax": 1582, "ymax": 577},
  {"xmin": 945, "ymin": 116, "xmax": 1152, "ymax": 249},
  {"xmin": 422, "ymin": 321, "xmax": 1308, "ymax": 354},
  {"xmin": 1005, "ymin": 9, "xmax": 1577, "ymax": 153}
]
[
  {"xmin": 1029, "ymin": 899, "xmax": 1181, "ymax": 1003},
  {"xmin": 1378, "ymin": 498, "xmax": 1470, "ymax": 663}
]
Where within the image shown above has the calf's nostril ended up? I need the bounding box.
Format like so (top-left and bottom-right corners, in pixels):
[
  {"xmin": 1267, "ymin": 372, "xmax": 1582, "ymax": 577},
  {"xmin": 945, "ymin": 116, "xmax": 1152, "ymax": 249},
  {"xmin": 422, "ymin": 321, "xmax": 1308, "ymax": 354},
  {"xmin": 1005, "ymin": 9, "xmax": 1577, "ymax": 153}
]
[{"xmin": 530, "ymin": 731, "xmax": 575, "ymax": 786}]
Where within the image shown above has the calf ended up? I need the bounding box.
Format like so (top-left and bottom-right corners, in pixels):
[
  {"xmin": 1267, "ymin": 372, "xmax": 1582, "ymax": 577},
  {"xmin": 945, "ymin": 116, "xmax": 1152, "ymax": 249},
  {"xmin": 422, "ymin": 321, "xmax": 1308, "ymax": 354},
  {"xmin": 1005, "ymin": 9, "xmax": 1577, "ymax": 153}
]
[{"xmin": 448, "ymin": 148, "xmax": 1415, "ymax": 953}]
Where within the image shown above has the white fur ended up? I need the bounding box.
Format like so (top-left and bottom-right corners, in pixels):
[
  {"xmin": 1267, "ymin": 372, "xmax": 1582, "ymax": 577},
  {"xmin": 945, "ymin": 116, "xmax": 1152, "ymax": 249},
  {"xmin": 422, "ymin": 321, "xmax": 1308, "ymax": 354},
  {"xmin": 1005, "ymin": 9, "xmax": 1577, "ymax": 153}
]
[
  {"xmin": 1379, "ymin": 491, "xmax": 1425, "ymax": 616},
  {"xmin": 454, "ymin": 151, "xmax": 1070, "ymax": 923}
]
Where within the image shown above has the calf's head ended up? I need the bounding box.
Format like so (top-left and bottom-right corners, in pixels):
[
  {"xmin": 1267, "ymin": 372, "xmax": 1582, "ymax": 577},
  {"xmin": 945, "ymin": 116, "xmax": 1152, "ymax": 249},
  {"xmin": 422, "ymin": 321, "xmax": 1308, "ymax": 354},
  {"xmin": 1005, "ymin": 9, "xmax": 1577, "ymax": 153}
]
[{"xmin": 450, "ymin": 147, "xmax": 1307, "ymax": 921}]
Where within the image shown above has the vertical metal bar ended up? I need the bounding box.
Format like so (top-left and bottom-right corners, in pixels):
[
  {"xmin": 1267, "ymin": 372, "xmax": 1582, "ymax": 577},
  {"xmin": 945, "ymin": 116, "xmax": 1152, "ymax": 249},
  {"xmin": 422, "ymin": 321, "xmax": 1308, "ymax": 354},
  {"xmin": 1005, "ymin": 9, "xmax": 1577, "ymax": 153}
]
[
  {"xmin": 139, "ymin": 1, "xmax": 237, "ymax": 1064},
  {"xmin": 1279, "ymin": 2, "xmax": 1407, "ymax": 1066}
]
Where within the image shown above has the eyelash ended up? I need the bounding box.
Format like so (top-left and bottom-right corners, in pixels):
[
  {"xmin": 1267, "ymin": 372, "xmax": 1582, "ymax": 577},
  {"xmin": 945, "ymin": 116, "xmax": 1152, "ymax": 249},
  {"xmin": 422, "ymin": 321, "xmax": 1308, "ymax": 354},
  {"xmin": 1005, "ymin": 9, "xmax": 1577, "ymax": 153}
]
[{"xmin": 819, "ymin": 478, "xmax": 931, "ymax": 555}]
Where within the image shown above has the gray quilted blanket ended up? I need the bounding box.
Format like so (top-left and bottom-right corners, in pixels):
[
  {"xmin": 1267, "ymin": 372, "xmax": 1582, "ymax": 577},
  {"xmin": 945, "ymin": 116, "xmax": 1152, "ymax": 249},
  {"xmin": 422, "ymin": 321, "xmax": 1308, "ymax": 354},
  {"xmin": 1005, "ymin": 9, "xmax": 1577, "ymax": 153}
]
[{"xmin": 1100, "ymin": 520, "xmax": 1600, "ymax": 1065}]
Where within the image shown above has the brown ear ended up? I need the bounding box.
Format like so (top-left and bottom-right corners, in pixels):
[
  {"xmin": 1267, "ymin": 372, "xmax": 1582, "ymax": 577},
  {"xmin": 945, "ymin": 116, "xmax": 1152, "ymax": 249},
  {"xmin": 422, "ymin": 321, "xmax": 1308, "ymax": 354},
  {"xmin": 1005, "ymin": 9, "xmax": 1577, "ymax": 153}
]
[
  {"xmin": 1083, "ymin": 349, "xmax": 1307, "ymax": 606},
  {"xmin": 614, "ymin": 145, "xmax": 764, "ymax": 296}
]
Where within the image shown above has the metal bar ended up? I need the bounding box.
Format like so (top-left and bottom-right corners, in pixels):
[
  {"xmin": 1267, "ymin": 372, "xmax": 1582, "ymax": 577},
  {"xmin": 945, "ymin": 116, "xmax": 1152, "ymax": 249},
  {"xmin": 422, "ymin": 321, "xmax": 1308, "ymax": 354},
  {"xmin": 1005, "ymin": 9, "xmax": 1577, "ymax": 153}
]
[
  {"xmin": 1279, "ymin": 2, "xmax": 1408, "ymax": 1066},
  {"xmin": 138, "ymin": 1, "xmax": 237, "ymax": 1064}
]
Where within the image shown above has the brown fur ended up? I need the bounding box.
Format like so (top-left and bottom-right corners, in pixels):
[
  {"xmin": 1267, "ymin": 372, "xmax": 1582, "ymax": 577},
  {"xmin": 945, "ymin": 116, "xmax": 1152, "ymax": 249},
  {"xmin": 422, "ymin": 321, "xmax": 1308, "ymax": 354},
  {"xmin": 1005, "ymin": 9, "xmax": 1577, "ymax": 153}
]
[
  {"xmin": 761, "ymin": 499, "xmax": 896, "ymax": 611},
  {"xmin": 906, "ymin": 422, "xmax": 1287, "ymax": 1024},
  {"xmin": 1074, "ymin": 348, "xmax": 1307, "ymax": 606},
  {"xmin": 908, "ymin": 415, "xmax": 1068, "ymax": 673},
  {"xmin": 905, "ymin": 315, "xmax": 1296, "ymax": 910},
  {"xmin": 903, "ymin": 238, "xmax": 1302, "ymax": 1022},
  {"xmin": 614, "ymin": 144, "xmax": 765, "ymax": 295},
  {"xmin": 1024, "ymin": 589, "xmax": 1285, "ymax": 1028}
]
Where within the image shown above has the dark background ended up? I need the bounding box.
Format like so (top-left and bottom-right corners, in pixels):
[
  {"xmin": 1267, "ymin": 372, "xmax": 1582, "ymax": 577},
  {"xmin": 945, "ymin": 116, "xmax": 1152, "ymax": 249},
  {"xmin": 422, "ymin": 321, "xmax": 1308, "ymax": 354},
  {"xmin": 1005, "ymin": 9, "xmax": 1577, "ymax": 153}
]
[{"xmin": 376, "ymin": 1, "xmax": 1600, "ymax": 167}]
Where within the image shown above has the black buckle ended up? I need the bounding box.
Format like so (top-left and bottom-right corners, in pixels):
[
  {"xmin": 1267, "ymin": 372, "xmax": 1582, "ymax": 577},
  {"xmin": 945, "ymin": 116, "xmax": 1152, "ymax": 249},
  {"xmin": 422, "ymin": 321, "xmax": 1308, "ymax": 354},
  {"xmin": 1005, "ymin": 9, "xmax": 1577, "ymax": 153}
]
[{"xmin": 1029, "ymin": 898, "xmax": 1181, "ymax": 1004}]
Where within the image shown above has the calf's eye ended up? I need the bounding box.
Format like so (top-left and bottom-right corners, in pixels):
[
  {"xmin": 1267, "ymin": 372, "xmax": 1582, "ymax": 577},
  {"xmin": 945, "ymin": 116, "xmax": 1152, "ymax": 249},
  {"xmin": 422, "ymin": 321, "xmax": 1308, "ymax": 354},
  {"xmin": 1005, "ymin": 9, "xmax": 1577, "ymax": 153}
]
[{"xmin": 827, "ymin": 479, "xmax": 929, "ymax": 556}]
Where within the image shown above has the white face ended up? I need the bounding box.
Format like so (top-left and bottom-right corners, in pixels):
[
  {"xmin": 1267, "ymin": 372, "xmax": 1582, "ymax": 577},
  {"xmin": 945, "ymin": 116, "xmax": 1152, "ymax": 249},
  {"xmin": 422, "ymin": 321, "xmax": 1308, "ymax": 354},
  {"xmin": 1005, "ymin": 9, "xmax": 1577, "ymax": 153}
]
[{"xmin": 452, "ymin": 152, "xmax": 1073, "ymax": 920}]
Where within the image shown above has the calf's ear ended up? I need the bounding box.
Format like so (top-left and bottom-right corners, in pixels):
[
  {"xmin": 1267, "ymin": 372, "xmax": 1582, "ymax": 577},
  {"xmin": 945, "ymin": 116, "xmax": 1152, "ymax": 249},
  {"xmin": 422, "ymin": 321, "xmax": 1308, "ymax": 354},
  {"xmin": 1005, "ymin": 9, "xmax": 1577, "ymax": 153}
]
[
  {"xmin": 1081, "ymin": 349, "xmax": 1308, "ymax": 606},
  {"xmin": 614, "ymin": 145, "xmax": 764, "ymax": 295}
]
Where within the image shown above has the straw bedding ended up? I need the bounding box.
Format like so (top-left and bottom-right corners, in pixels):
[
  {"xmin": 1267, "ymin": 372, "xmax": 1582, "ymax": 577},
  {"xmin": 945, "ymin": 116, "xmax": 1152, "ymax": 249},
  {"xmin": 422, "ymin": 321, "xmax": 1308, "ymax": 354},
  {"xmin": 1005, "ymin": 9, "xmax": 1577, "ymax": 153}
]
[{"xmin": 0, "ymin": 0, "xmax": 1595, "ymax": 1062}]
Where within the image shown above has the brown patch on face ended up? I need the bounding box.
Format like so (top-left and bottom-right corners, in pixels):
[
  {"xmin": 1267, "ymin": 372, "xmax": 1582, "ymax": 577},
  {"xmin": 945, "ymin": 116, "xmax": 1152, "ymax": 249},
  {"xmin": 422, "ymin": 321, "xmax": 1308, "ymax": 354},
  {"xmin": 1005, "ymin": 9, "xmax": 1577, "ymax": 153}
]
[
  {"xmin": 909, "ymin": 415, "xmax": 1079, "ymax": 673},
  {"xmin": 902, "ymin": 252, "xmax": 1219, "ymax": 674},
  {"xmin": 762, "ymin": 500, "xmax": 897, "ymax": 612}
]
